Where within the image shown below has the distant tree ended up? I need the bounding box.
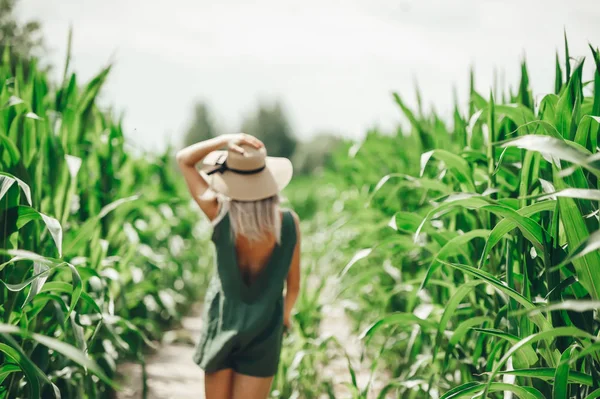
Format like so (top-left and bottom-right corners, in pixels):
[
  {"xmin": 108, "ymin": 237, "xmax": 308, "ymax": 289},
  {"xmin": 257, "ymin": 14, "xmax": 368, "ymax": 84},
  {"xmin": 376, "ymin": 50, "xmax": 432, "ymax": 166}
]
[
  {"xmin": 240, "ymin": 102, "xmax": 297, "ymax": 159},
  {"xmin": 182, "ymin": 102, "xmax": 217, "ymax": 147},
  {"xmin": 292, "ymin": 132, "xmax": 344, "ymax": 175},
  {"xmin": 0, "ymin": 0, "xmax": 44, "ymax": 60}
]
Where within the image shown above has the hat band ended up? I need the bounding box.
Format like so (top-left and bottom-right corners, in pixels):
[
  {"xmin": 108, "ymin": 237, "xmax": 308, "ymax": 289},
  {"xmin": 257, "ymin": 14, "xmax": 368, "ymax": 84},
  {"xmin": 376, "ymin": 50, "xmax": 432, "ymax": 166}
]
[{"xmin": 206, "ymin": 160, "xmax": 266, "ymax": 176}]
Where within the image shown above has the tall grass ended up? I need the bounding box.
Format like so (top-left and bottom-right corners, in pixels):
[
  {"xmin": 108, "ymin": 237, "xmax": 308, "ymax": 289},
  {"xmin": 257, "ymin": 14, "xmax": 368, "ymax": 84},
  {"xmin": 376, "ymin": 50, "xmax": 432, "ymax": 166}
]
[
  {"xmin": 306, "ymin": 37, "xmax": 600, "ymax": 398},
  {"xmin": 0, "ymin": 41, "xmax": 212, "ymax": 397}
]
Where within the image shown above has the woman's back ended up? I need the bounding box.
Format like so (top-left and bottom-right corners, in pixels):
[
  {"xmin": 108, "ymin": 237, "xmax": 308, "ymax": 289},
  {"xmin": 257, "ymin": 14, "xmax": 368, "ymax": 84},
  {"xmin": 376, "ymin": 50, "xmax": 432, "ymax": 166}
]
[
  {"xmin": 235, "ymin": 234, "xmax": 277, "ymax": 287},
  {"xmin": 210, "ymin": 206, "xmax": 297, "ymax": 304},
  {"xmin": 234, "ymin": 211, "xmax": 287, "ymax": 287},
  {"xmin": 177, "ymin": 133, "xmax": 300, "ymax": 398}
]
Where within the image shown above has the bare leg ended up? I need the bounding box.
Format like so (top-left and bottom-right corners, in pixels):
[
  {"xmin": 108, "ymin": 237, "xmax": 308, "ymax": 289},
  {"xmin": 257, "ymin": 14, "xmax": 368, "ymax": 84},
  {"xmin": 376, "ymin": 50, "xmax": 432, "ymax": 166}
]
[
  {"xmin": 231, "ymin": 372, "xmax": 274, "ymax": 399},
  {"xmin": 204, "ymin": 368, "xmax": 234, "ymax": 399}
]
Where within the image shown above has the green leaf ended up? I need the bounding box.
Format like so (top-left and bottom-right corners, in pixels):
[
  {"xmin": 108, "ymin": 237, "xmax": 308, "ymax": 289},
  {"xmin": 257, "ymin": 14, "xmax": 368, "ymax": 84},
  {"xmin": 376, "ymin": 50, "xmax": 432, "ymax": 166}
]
[
  {"xmin": 65, "ymin": 195, "xmax": 139, "ymax": 253},
  {"xmin": 368, "ymin": 173, "xmax": 451, "ymax": 205},
  {"xmin": 495, "ymin": 368, "xmax": 592, "ymax": 386},
  {"xmin": 540, "ymin": 188, "xmax": 600, "ymax": 201},
  {"xmin": 589, "ymin": 44, "xmax": 600, "ymax": 116},
  {"xmin": 483, "ymin": 327, "xmax": 597, "ymax": 398},
  {"xmin": 554, "ymin": 346, "xmax": 576, "ymax": 399},
  {"xmin": 0, "ymin": 334, "xmax": 61, "ymax": 398},
  {"xmin": 2, "ymin": 95, "xmax": 24, "ymax": 108},
  {"xmin": 555, "ymin": 51, "xmax": 563, "ymax": 94},
  {"xmin": 393, "ymin": 92, "xmax": 434, "ymax": 150},
  {"xmin": 494, "ymin": 104, "xmax": 537, "ymax": 132},
  {"xmin": 359, "ymin": 312, "xmax": 437, "ymax": 344},
  {"xmin": 415, "ymin": 194, "xmax": 491, "ymax": 239},
  {"xmin": 555, "ymin": 55, "xmax": 584, "ymax": 138},
  {"xmin": 0, "ymin": 249, "xmax": 61, "ymax": 272},
  {"xmin": 1, "ymin": 265, "xmax": 55, "ymax": 292},
  {"xmin": 16, "ymin": 206, "xmax": 63, "ymax": 257},
  {"xmin": 473, "ymin": 328, "xmax": 539, "ymax": 368},
  {"xmin": 22, "ymin": 262, "xmax": 50, "ymax": 308},
  {"xmin": 0, "ymin": 363, "xmax": 21, "ymax": 385},
  {"xmin": 564, "ymin": 31, "xmax": 571, "ymax": 82},
  {"xmin": 0, "ymin": 132, "xmax": 21, "ymax": 167},
  {"xmin": 557, "ymin": 230, "xmax": 600, "ymax": 270},
  {"xmin": 574, "ymin": 115, "xmax": 600, "ymax": 150},
  {"xmin": 339, "ymin": 248, "xmax": 372, "ymax": 278},
  {"xmin": 77, "ymin": 66, "xmax": 111, "ymax": 114},
  {"xmin": 586, "ymin": 389, "xmax": 600, "ymax": 399},
  {"xmin": 421, "ymin": 229, "xmax": 490, "ymax": 289},
  {"xmin": 449, "ymin": 316, "xmax": 492, "ymax": 346},
  {"xmin": 480, "ymin": 200, "xmax": 555, "ymax": 267},
  {"xmin": 64, "ymin": 262, "xmax": 83, "ymax": 320},
  {"xmin": 40, "ymin": 281, "xmax": 102, "ymax": 315},
  {"xmin": 540, "ymin": 94, "xmax": 560, "ymax": 123},
  {"xmin": 0, "ymin": 172, "xmax": 31, "ymax": 205},
  {"xmin": 478, "ymin": 204, "xmax": 549, "ymax": 251},
  {"xmin": 0, "ymin": 173, "xmax": 15, "ymax": 201},
  {"xmin": 420, "ymin": 150, "xmax": 475, "ymax": 192},
  {"xmin": 0, "ymin": 324, "xmax": 119, "ymax": 389},
  {"xmin": 501, "ymin": 135, "xmax": 599, "ymax": 176},
  {"xmin": 418, "ymin": 196, "xmax": 549, "ymax": 252},
  {"xmin": 0, "ymin": 343, "xmax": 40, "ymax": 399},
  {"xmin": 439, "ymin": 381, "xmax": 545, "ymax": 399},
  {"xmin": 554, "ymin": 174, "xmax": 600, "ymax": 300},
  {"xmin": 512, "ymin": 120, "xmax": 562, "ymax": 139},
  {"xmin": 440, "ymin": 261, "xmax": 553, "ymax": 331}
]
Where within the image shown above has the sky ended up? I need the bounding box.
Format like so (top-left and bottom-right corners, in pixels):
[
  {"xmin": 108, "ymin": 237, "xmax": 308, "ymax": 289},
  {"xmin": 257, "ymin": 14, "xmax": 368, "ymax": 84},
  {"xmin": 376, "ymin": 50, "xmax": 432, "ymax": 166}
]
[{"xmin": 17, "ymin": 0, "xmax": 600, "ymax": 152}]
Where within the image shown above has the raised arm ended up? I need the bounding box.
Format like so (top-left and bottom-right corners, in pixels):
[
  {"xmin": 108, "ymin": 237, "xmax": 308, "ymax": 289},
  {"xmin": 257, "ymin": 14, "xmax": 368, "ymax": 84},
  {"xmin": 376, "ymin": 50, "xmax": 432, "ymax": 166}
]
[
  {"xmin": 284, "ymin": 211, "xmax": 301, "ymax": 333},
  {"xmin": 175, "ymin": 133, "xmax": 263, "ymax": 221}
]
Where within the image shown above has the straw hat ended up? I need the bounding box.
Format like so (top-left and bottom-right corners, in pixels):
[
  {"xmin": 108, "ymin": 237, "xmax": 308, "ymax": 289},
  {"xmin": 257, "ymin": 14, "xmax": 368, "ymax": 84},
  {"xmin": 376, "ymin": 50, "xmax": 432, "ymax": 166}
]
[{"xmin": 200, "ymin": 145, "xmax": 293, "ymax": 201}]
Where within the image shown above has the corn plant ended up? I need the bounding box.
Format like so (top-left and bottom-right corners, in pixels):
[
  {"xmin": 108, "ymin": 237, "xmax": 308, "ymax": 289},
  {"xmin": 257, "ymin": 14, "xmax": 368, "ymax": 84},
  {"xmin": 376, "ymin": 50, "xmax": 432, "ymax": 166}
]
[
  {"xmin": 317, "ymin": 36, "xmax": 600, "ymax": 398},
  {"xmin": 0, "ymin": 38, "xmax": 211, "ymax": 398}
]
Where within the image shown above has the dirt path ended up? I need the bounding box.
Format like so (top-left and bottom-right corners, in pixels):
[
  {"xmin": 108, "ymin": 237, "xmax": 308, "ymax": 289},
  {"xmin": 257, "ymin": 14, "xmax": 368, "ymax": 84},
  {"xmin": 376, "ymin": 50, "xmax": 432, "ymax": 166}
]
[
  {"xmin": 318, "ymin": 277, "xmax": 390, "ymax": 399},
  {"xmin": 116, "ymin": 289, "xmax": 390, "ymax": 399},
  {"xmin": 116, "ymin": 303, "xmax": 205, "ymax": 399}
]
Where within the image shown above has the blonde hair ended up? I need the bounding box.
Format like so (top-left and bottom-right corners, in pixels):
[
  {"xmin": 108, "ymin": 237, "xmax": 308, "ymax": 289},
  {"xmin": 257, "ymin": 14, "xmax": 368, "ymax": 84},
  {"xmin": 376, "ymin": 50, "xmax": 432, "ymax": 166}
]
[{"xmin": 228, "ymin": 195, "xmax": 281, "ymax": 244}]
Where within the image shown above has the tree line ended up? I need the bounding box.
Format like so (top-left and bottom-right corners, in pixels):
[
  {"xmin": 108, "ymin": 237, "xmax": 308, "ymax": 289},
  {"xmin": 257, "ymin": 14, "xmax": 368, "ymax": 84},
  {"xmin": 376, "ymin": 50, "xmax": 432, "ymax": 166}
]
[{"xmin": 182, "ymin": 100, "xmax": 342, "ymax": 175}]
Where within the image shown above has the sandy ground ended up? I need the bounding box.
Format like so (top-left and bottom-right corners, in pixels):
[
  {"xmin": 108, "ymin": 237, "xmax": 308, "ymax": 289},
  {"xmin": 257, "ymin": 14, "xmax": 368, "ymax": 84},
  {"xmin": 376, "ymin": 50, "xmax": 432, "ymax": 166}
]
[
  {"xmin": 116, "ymin": 291, "xmax": 390, "ymax": 399},
  {"xmin": 115, "ymin": 303, "xmax": 205, "ymax": 399},
  {"xmin": 317, "ymin": 277, "xmax": 390, "ymax": 399}
]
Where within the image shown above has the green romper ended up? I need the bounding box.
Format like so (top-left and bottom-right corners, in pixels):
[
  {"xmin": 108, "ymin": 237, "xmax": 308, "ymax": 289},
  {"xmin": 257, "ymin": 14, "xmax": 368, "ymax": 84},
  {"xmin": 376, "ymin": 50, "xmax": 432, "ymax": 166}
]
[{"xmin": 193, "ymin": 205, "xmax": 297, "ymax": 377}]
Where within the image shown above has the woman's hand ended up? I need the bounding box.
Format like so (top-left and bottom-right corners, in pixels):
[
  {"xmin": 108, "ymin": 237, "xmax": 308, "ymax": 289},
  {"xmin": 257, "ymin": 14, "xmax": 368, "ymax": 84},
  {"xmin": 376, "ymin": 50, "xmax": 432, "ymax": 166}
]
[{"xmin": 227, "ymin": 133, "xmax": 264, "ymax": 154}]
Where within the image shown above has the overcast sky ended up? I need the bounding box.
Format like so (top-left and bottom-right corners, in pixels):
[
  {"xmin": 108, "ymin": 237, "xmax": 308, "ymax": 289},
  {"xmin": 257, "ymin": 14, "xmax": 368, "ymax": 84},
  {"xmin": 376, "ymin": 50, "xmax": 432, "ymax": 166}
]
[{"xmin": 18, "ymin": 0, "xmax": 600, "ymax": 152}]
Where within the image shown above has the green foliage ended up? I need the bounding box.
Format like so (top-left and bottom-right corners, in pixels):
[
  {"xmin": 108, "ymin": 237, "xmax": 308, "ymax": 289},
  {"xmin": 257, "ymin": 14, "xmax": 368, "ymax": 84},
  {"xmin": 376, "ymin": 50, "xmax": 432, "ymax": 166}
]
[
  {"xmin": 0, "ymin": 0, "xmax": 44, "ymax": 61},
  {"xmin": 0, "ymin": 45, "xmax": 211, "ymax": 397},
  {"xmin": 291, "ymin": 133, "xmax": 344, "ymax": 175},
  {"xmin": 241, "ymin": 101, "xmax": 297, "ymax": 159},
  {"xmin": 298, "ymin": 38, "xmax": 600, "ymax": 398}
]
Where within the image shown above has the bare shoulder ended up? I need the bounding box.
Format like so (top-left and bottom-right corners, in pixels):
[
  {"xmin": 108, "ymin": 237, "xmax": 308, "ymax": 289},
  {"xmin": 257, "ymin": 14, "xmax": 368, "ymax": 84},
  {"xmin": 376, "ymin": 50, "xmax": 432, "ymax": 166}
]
[{"xmin": 197, "ymin": 189, "xmax": 221, "ymax": 220}]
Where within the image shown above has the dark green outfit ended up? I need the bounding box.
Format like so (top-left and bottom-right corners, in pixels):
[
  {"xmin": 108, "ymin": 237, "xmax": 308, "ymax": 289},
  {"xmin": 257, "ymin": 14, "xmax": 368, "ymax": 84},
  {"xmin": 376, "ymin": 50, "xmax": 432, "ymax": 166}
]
[{"xmin": 193, "ymin": 208, "xmax": 297, "ymax": 377}]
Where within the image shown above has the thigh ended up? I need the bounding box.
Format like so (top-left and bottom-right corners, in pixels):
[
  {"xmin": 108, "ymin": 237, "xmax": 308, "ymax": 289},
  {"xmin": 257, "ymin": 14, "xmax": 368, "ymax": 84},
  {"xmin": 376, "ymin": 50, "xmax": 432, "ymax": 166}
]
[
  {"xmin": 204, "ymin": 368, "xmax": 234, "ymax": 399},
  {"xmin": 231, "ymin": 372, "xmax": 274, "ymax": 399}
]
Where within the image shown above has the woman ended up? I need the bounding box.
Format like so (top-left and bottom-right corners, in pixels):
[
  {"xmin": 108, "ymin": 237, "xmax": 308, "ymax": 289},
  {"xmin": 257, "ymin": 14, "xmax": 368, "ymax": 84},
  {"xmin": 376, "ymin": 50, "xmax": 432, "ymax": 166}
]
[{"xmin": 176, "ymin": 133, "xmax": 301, "ymax": 399}]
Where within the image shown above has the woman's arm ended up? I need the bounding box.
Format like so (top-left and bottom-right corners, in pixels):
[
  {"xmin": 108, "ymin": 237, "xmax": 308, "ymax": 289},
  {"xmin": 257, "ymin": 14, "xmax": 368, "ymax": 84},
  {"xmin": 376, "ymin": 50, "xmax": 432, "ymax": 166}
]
[
  {"xmin": 175, "ymin": 133, "xmax": 263, "ymax": 220},
  {"xmin": 284, "ymin": 211, "xmax": 301, "ymax": 332}
]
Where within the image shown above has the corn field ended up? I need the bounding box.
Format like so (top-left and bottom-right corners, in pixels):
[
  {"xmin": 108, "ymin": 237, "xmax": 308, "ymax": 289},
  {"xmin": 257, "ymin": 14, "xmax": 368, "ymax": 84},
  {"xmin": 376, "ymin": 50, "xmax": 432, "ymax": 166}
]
[
  {"xmin": 2, "ymin": 29, "xmax": 600, "ymax": 399},
  {"xmin": 289, "ymin": 36, "xmax": 600, "ymax": 398},
  {"xmin": 0, "ymin": 41, "xmax": 214, "ymax": 398}
]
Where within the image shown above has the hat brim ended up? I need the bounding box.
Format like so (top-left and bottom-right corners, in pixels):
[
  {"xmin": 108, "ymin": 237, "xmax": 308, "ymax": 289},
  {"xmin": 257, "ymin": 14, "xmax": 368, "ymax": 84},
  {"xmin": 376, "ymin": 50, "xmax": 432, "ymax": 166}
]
[{"xmin": 200, "ymin": 151, "xmax": 293, "ymax": 201}]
